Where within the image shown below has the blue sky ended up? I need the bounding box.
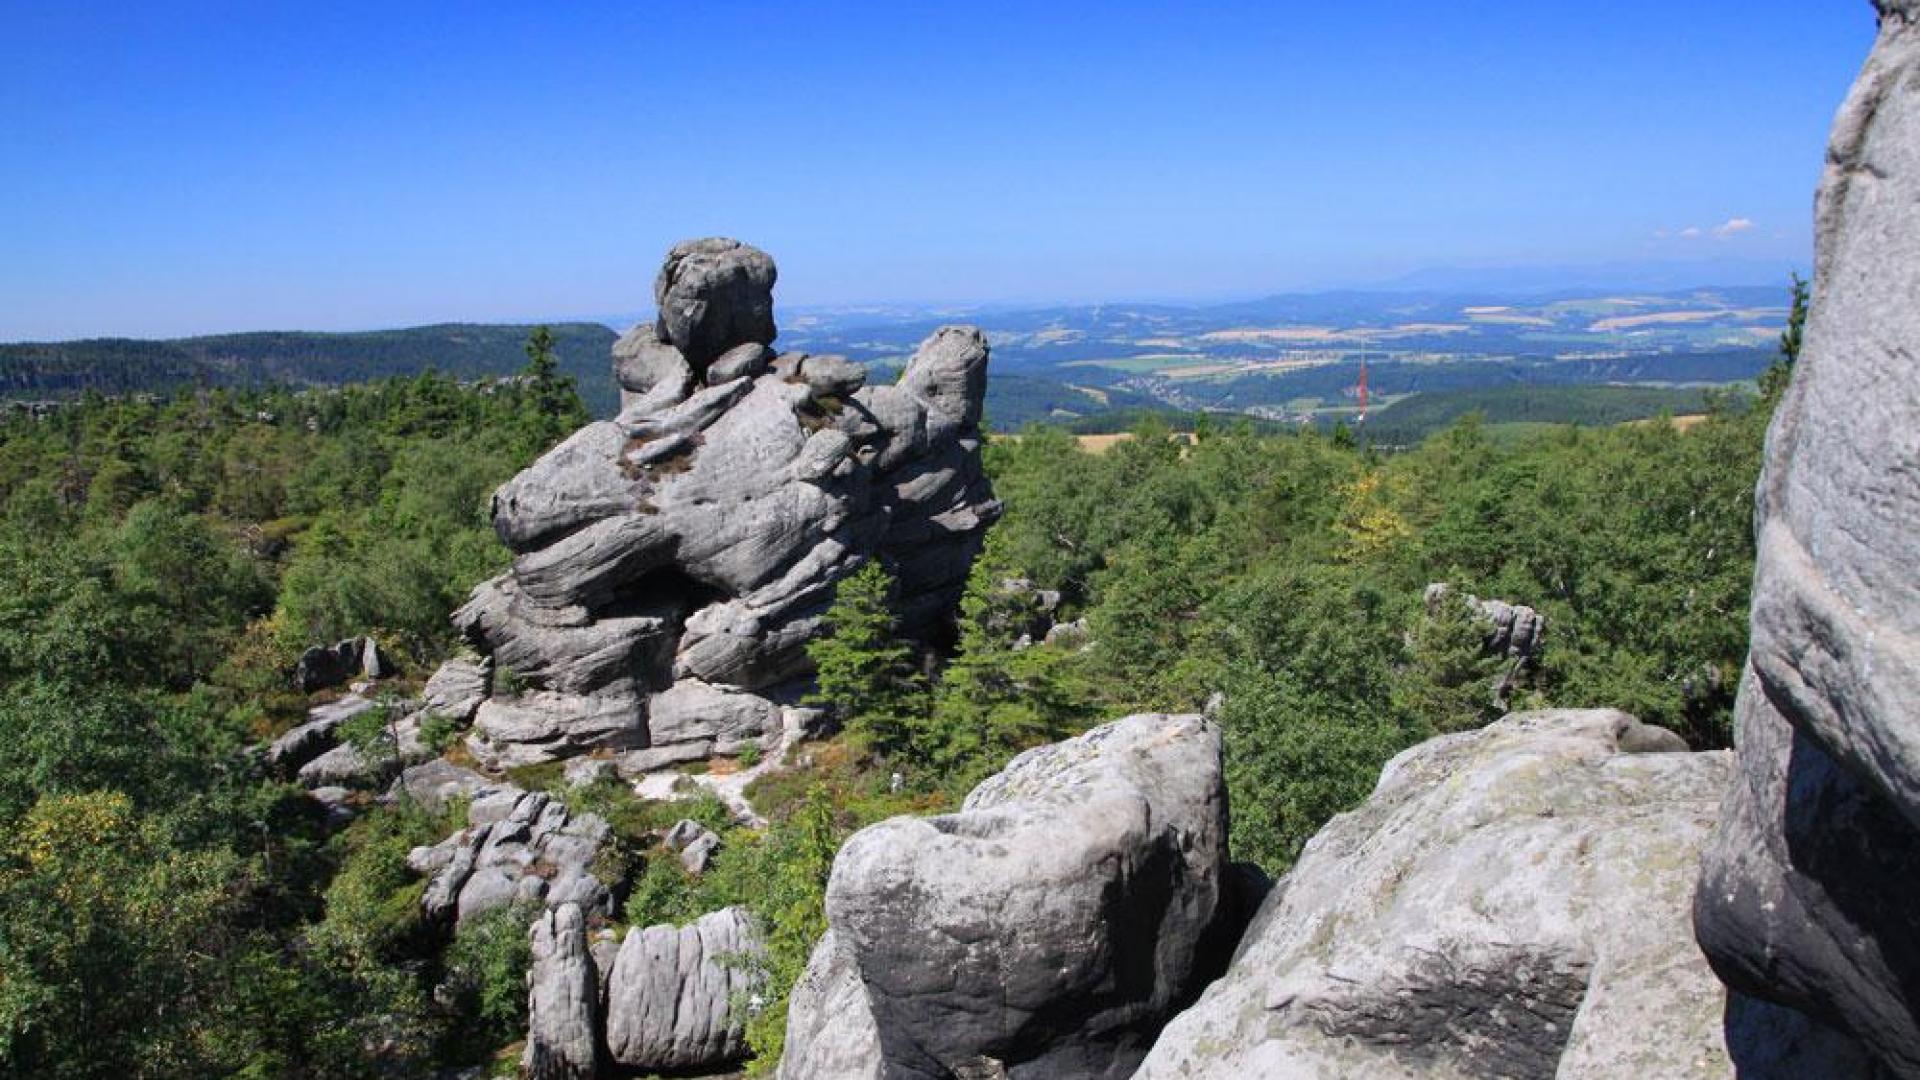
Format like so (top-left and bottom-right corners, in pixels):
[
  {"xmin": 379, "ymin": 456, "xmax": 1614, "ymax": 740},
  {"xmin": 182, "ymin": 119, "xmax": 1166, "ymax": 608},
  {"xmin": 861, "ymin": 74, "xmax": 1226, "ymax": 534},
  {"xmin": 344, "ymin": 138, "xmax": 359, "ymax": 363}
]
[{"xmin": 0, "ymin": 1, "xmax": 1879, "ymax": 339}]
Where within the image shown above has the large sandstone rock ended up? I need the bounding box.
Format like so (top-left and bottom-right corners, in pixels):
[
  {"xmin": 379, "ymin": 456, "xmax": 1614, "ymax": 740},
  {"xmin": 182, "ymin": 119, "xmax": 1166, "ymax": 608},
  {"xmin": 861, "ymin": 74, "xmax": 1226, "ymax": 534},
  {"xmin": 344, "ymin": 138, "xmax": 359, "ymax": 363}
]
[
  {"xmin": 1693, "ymin": 5, "xmax": 1920, "ymax": 1075},
  {"xmin": 603, "ymin": 906, "xmax": 766, "ymax": 1072},
  {"xmin": 456, "ymin": 239, "xmax": 999, "ymax": 771},
  {"xmin": 779, "ymin": 713, "xmax": 1231, "ymax": 1080},
  {"xmin": 523, "ymin": 903, "xmax": 599, "ymax": 1080},
  {"xmin": 654, "ymin": 237, "xmax": 778, "ymax": 372},
  {"xmin": 1135, "ymin": 709, "xmax": 1735, "ymax": 1080}
]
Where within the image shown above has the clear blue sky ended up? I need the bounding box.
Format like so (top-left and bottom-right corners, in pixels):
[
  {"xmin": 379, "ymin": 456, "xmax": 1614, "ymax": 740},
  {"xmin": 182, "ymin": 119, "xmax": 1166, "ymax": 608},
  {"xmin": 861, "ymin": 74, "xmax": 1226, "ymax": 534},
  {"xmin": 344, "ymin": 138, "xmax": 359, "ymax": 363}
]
[{"xmin": 0, "ymin": 1, "xmax": 1879, "ymax": 339}]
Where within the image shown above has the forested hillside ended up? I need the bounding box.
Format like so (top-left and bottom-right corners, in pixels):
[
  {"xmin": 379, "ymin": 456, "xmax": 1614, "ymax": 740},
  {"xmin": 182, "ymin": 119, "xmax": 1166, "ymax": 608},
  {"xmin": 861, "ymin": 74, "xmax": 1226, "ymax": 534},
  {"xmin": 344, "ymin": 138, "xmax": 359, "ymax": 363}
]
[
  {"xmin": 0, "ymin": 322, "xmax": 1780, "ymax": 1076},
  {"xmin": 0, "ymin": 323, "xmax": 622, "ymax": 415}
]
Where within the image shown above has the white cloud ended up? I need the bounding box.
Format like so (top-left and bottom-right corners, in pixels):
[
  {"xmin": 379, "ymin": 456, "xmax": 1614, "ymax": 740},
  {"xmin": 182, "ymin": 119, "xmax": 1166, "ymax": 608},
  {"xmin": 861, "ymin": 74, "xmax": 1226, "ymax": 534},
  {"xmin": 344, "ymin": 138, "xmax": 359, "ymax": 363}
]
[
  {"xmin": 1712, "ymin": 217, "xmax": 1756, "ymax": 239},
  {"xmin": 1680, "ymin": 226, "xmax": 1704, "ymax": 239}
]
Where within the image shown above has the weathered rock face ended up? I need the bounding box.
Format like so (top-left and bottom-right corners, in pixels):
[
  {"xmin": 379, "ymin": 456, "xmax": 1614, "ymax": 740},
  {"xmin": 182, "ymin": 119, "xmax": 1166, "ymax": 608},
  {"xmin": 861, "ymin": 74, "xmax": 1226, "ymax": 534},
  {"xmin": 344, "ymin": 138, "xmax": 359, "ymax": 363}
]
[
  {"xmin": 779, "ymin": 713, "xmax": 1231, "ymax": 1080},
  {"xmin": 1135, "ymin": 710, "xmax": 1737, "ymax": 1080},
  {"xmin": 524, "ymin": 903, "xmax": 600, "ymax": 1080},
  {"xmin": 603, "ymin": 905, "xmax": 766, "ymax": 1072},
  {"xmin": 457, "ymin": 239, "xmax": 998, "ymax": 771},
  {"xmin": 1693, "ymin": 5, "xmax": 1920, "ymax": 1075},
  {"xmin": 410, "ymin": 787, "xmax": 613, "ymax": 926}
]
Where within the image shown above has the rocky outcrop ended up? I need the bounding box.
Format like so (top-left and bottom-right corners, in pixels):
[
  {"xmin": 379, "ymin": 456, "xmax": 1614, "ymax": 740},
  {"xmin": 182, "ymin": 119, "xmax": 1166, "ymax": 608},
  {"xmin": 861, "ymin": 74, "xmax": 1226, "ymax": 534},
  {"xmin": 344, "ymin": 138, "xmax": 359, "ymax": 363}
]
[
  {"xmin": 1135, "ymin": 709, "xmax": 1736, "ymax": 1080},
  {"xmin": 524, "ymin": 903, "xmax": 600, "ymax": 1080},
  {"xmin": 455, "ymin": 238, "xmax": 998, "ymax": 771},
  {"xmin": 295, "ymin": 635, "xmax": 391, "ymax": 692},
  {"xmin": 1693, "ymin": 5, "xmax": 1920, "ymax": 1075},
  {"xmin": 1424, "ymin": 583, "xmax": 1547, "ymax": 710},
  {"xmin": 409, "ymin": 787, "xmax": 612, "ymax": 926},
  {"xmin": 778, "ymin": 713, "xmax": 1231, "ymax": 1080},
  {"xmin": 268, "ymin": 693, "xmax": 377, "ymax": 774},
  {"xmin": 603, "ymin": 905, "xmax": 766, "ymax": 1072}
]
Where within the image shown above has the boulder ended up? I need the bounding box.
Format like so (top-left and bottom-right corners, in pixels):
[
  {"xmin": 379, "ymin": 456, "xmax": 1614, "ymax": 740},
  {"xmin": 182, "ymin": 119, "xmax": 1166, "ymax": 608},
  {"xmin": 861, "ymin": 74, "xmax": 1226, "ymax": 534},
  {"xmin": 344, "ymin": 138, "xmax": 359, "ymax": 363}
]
[
  {"xmin": 456, "ymin": 240, "xmax": 999, "ymax": 776},
  {"xmin": 604, "ymin": 906, "xmax": 766, "ymax": 1071},
  {"xmin": 1693, "ymin": 9, "xmax": 1920, "ymax": 1072},
  {"xmin": 267, "ymin": 692, "xmax": 378, "ymax": 774},
  {"xmin": 390, "ymin": 758, "xmax": 500, "ymax": 815},
  {"xmin": 1134, "ymin": 709, "xmax": 1737, "ymax": 1080},
  {"xmin": 709, "ymin": 341, "xmax": 774, "ymax": 384},
  {"xmin": 523, "ymin": 903, "xmax": 600, "ymax": 1080},
  {"xmin": 663, "ymin": 818, "xmax": 722, "ymax": 874},
  {"xmin": 654, "ymin": 237, "xmax": 777, "ymax": 371},
  {"xmin": 781, "ymin": 713, "xmax": 1230, "ymax": 1080},
  {"xmin": 296, "ymin": 636, "xmax": 391, "ymax": 693},
  {"xmin": 778, "ymin": 931, "xmax": 884, "ymax": 1080},
  {"xmin": 800, "ymin": 353, "xmax": 867, "ymax": 397}
]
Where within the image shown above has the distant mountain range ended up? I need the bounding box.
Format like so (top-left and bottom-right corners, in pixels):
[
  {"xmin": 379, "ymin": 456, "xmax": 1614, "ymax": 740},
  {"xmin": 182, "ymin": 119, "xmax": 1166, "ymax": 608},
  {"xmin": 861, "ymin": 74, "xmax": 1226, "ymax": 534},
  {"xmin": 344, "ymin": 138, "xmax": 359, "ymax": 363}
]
[{"xmin": 1, "ymin": 280, "xmax": 1792, "ymax": 432}]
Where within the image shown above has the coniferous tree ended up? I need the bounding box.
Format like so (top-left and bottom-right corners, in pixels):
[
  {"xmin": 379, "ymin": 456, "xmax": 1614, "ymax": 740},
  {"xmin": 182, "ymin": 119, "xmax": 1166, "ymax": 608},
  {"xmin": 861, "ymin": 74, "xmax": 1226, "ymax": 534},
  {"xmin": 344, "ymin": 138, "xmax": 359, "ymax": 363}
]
[{"xmin": 806, "ymin": 560, "xmax": 923, "ymax": 756}]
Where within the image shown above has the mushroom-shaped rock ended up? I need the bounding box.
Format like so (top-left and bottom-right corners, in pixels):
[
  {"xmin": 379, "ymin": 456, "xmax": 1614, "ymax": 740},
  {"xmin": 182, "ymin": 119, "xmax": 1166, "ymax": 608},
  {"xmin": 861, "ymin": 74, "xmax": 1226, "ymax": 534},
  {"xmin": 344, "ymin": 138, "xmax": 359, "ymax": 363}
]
[
  {"xmin": 1693, "ymin": 5, "xmax": 1920, "ymax": 1074},
  {"xmin": 604, "ymin": 906, "xmax": 766, "ymax": 1072},
  {"xmin": 781, "ymin": 713, "xmax": 1230, "ymax": 1079},
  {"xmin": 1135, "ymin": 709, "xmax": 1743, "ymax": 1080},
  {"xmin": 524, "ymin": 903, "xmax": 599, "ymax": 1080}
]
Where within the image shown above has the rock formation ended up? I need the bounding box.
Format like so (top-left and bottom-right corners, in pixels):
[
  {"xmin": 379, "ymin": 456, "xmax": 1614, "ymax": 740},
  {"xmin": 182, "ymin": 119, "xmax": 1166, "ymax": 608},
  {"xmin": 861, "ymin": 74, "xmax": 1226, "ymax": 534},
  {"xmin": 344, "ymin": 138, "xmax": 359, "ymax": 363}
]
[
  {"xmin": 778, "ymin": 713, "xmax": 1233, "ymax": 1080},
  {"xmin": 524, "ymin": 903, "xmax": 600, "ymax": 1080},
  {"xmin": 1134, "ymin": 709, "xmax": 1744, "ymax": 1079},
  {"xmin": 295, "ymin": 635, "xmax": 392, "ymax": 693},
  {"xmin": 1424, "ymin": 582, "xmax": 1547, "ymax": 710},
  {"xmin": 518, "ymin": 903, "xmax": 768, "ymax": 1078},
  {"xmin": 1693, "ymin": 4, "xmax": 1920, "ymax": 1075},
  {"xmin": 453, "ymin": 238, "xmax": 998, "ymax": 771},
  {"xmin": 409, "ymin": 786, "xmax": 613, "ymax": 925},
  {"xmin": 603, "ymin": 905, "xmax": 765, "ymax": 1071}
]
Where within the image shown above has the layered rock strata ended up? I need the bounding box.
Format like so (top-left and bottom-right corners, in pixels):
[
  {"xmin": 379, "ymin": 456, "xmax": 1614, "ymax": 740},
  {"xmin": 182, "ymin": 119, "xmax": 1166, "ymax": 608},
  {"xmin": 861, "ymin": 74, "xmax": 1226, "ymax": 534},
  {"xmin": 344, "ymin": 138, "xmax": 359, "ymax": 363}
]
[{"xmin": 456, "ymin": 238, "xmax": 998, "ymax": 771}]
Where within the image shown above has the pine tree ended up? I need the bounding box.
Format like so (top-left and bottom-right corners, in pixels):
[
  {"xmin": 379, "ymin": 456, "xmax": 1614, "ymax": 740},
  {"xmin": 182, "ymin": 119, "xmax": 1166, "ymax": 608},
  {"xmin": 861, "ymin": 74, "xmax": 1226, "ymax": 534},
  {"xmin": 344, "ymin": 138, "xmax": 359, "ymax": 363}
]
[
  {"xmin": 806, "ymin": 561, "xmax": 923, "ymax": 756},
  {"xmin": 926, "ymin": 558, "xmax": 1092, "ymax": 784}
]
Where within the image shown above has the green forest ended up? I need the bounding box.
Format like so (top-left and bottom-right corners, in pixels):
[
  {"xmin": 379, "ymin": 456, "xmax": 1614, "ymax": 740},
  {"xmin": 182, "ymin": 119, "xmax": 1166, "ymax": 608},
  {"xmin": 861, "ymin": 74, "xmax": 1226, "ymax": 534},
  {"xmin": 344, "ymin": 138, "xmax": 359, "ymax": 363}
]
[{"xmin": 0, "ymin": 319, "xmax": 1787, "ymax": 1076}]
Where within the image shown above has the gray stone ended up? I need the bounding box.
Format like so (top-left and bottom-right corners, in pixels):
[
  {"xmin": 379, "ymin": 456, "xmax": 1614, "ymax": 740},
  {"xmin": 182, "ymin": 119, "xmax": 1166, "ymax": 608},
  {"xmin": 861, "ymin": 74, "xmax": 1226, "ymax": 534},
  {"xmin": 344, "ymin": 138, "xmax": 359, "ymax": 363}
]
[
  {"xmin": 469, "ymin": 692, "xmax": 647, "ymax": 769},
  {"xmin": 784, "ymin": 713, "xmax": 1229, "ymax": 1079},
  {"xmin": 561, "ymin": 756, "xmax": 618, "ymax": 788},
  {"xmin": 455, "ymin": 575, "xmax": 679, "ymax": 698},
  {"xmin": 604, "ymin": 906, "xmax": 766, "ymax": 1071},
  {"xmin": 1692, "ymin": 7, "xmax": 1920, "ymax": 1076},
  {"xmin": 653, "ymin": 237, "xmax": 777, "ymax": 371},
  {"xmin": 664, "ymin": 818, "xmax": 723, "ymax": 874},
  {"xmin": 296, "ymin": 636, "xmax": 391, "ymax": 692},
  {"xmin": 453, "ymin": 242, "xmax": 997, "ymax": 782},
  {"xmin": 491, "ymin": 422, "xmax": 650, "ymax": 552},
  {"xmin": 418, "ymin": 789, "xmax": 614, "ymax": 926},
  {"xmin": 777, "ymin": 932, "xmax": 883, "ymax": 1080},
  {"xmin": 647, "ymin": 678, "xmax": 780, "ymax": 749},
  {"xmin": 524, "ymin": 903, "xmax": 599, "ymax": 1080},
  {"xmin": 307, "ymin": 785, "xmax": 358, "ymax": 829},
  {"xmin": 297, "ymin": 741, "xmax": 383, "ymax": 789},
  {"xmin": 1135, "ymin": 709, "xmax": 1735, "ymax": 1080},
  {"xmin": 1424, "ymin": 582, "xmax": 1549, "ymax": 710},
  {"xmin": 268, "ymin": 692, "xmax": 377, "ymax": 773},
  {"xmin": 800, "ymin": 353, "xmax": 867, "ymax": 397},
  {"xmin": 708, "ymin": 341, "xmax": 774, "ymax": 384},
  {"xmin": 390, "ymin": 759, "xmax": 498, "ymax": 815}
]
